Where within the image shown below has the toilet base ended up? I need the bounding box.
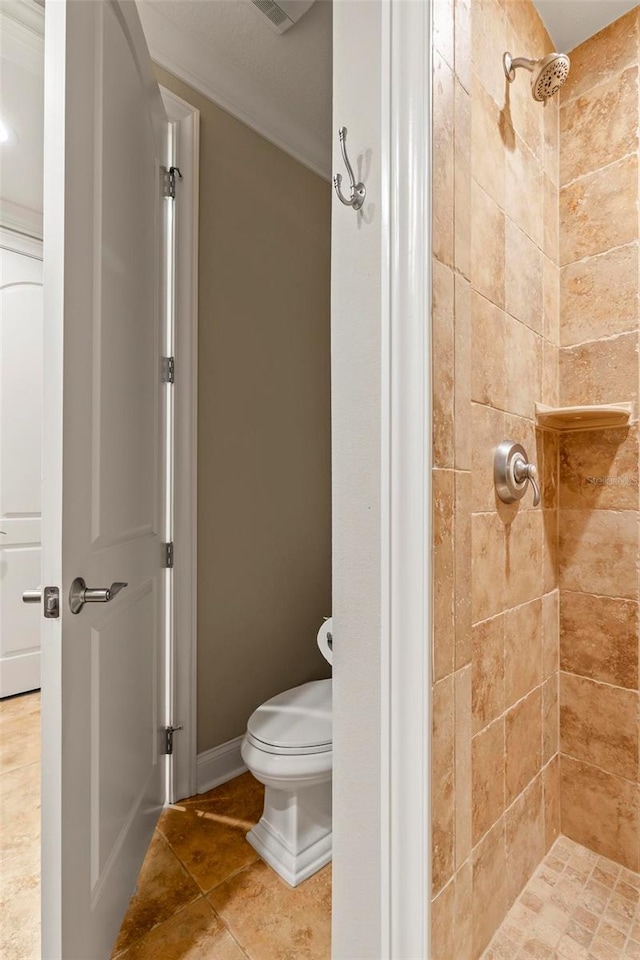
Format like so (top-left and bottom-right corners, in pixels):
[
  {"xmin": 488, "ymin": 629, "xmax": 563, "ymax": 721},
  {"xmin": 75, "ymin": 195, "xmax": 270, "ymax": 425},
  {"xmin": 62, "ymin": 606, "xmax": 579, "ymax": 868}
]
[{"xmin": 246, "ymin": 780, "xmax": 332, "ymax": 887}]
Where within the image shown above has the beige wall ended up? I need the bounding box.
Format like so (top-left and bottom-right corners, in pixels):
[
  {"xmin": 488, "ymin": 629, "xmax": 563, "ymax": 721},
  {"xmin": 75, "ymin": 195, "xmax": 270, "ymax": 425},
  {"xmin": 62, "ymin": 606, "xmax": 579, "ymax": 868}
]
[
  {"xmin": 557, "ymin": 9, "xmax": 640, "ymax": 872},
  {"xmin": 431, "ymin": 1, "xmax": 561, "ymax": 956},
  {"xmin": 155, "ymin": 68, "xmax": 332, "ymax": 755}
]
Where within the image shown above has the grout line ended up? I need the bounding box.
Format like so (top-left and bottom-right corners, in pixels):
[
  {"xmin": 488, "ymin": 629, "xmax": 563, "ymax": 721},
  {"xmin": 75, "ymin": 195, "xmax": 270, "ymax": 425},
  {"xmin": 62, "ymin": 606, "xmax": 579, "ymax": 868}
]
[
  {"xmin": 558, "ymin": 237, "xmax": 639, "ymax": 272},
  {"xmin": 158, "ymin": 822, "xmax": 260, "ymax": 898},
  {"xmin": 559, "ymin": 150, "xmax": 638, "ymax": 192},
  {"xmin": 559, "ymin": 751, "xmax": 640, "ymax": 789},
  {"xmin": 110, "ymin": 893, "xmax": 204, "ymax": 959},
  {"xmin": 559, "ymin": 60, "xmax": 640, "ymax": 108},
  {"xmin": 558, "ymin": 668, "xmax": 639, "ymax": 697},
  {"xmin": 559, "ymin": 328, "xmax": 640, "ymax": 349},
  {"xmin": 469, "ymin": 755, "xmax": 559, "ymax": 860},
  {"xmin": 208, "ymin": 899, "xmax": 253, "ymax": 960},
  {"xmin": 204, "ymin": 856, "xmax": 261, "ymax": 896},
  {"xmin": 483, "ymin": 834, "xmax": 640, "ymax": 960},
  {"xmin": 558, "ymin": 586, "xmax": 640, "ymax": 604},
  {"xmin": 471, "ymin": 588, "xmax": 560, "ymax": 629}
]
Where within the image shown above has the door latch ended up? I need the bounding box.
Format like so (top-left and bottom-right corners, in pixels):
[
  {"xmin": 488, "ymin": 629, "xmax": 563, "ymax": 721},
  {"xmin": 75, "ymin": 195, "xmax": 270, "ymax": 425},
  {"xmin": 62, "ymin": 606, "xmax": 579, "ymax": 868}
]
[{"xmin": 22, "ymin": 586, "xmax": 60, "ymax": 618}]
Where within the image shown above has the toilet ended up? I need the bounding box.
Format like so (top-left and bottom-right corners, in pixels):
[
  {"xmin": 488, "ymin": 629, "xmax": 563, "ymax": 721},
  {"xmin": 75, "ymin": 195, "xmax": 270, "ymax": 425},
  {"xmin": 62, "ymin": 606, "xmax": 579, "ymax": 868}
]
[{"xmin": 240, "ymin": 619, "xmax": 333, "ymax": 887}]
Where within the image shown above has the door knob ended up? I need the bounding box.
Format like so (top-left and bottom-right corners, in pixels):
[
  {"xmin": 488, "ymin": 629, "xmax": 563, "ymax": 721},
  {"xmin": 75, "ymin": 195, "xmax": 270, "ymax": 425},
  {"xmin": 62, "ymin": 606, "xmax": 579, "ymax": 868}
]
[{"xmin": 69, "ymin": 577, "xmax": 128, "ymax": 615}]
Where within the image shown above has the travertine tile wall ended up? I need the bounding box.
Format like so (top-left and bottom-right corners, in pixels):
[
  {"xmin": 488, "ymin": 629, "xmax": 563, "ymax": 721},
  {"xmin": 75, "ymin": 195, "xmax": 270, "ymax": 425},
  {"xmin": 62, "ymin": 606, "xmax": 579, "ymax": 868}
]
[
  {"xmin": 431, "ymin": 1, "xmax": 561, "ymax": 956},
  {"xmin": 557, "ymin": 9, "xmax": 640, "ymax": 873}
]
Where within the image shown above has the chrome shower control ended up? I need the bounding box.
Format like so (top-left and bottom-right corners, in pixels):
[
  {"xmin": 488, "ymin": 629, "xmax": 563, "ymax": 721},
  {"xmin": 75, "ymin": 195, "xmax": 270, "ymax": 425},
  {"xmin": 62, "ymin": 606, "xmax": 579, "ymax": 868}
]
[{"xmin": 494, "ymin": 440, "xmax": 541, "ymax": 507}]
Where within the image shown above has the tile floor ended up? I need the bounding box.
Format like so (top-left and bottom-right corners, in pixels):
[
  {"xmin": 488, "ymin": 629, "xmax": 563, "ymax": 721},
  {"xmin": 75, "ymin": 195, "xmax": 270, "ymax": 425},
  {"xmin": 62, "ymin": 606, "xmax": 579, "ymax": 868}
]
[
  {"xmin": 3, "ymin": 695, "xmax": 638, "ymax": 960},
  {"xmin": 0, "ymin": 690, "xmax": 42, "ymax": 960},
  {"xmin": 482, "ymin": 836, "xmax": 640, "ymax": 960},
  {"xmin": 112, "ymin": 772, "xmax": 332, "ymax": 960},
  {"xmin": 0, "ymin": 692, "xmax": 331, "ymax": 960}
]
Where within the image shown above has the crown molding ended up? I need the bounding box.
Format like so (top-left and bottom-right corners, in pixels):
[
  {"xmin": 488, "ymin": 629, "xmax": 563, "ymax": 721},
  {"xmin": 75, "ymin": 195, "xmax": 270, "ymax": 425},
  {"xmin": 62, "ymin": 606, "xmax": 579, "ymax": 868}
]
[
  {"xmin": 138, "ymin": 1, "xmax": 331, "ymax": 181},
  {"xmin": 0, "ymin": 199, "xmax": 43, "ymax": 240},
  {"xmin": 0, "ymin": 225, "xmax": 42, "ymax": 258},
  {"xmin": 0, "ymin": 0, "xmax": 44, "ymax": 39}
]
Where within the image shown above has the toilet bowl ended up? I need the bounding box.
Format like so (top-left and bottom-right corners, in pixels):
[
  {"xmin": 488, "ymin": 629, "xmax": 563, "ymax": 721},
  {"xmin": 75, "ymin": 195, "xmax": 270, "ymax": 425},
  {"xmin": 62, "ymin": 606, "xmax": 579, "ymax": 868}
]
[{"xmin": 240, "ymin": 621, "xmax": 333, "ymax": 887}]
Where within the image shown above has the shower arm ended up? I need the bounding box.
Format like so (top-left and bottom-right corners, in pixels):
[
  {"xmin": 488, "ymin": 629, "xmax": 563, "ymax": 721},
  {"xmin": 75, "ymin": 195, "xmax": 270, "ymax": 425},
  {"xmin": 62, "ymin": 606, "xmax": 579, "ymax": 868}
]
[{"xmin": 503, "ymin": 53, "xmax": 536, "ymax": 81}]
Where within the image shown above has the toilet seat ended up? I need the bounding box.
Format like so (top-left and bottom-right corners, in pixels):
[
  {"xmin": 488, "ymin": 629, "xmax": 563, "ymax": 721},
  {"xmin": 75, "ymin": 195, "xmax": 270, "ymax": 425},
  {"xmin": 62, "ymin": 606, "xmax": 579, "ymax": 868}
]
[
  {"xmin": 246, "ymin": 731, "xmax": 331, "ymax": 756},
  {"xmin": 247, "ymin": 679, "xmax": 331, "ymax": 755}
]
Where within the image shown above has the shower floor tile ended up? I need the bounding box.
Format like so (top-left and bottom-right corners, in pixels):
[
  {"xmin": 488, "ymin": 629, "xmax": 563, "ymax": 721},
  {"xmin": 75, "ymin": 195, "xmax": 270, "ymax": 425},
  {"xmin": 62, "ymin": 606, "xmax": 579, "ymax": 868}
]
[{"xmin": 482, "ymin": 837, "xmax": 640, "ymax": 960}]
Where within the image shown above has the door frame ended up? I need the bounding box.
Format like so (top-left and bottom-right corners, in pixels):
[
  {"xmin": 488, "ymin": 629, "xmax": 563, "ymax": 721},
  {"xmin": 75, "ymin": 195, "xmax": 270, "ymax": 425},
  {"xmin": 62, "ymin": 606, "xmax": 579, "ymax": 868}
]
[
  {"xmin": 332, "ymin": 0, "xmax": 432, "ymax": 956},
  {"xmin": 381, "ymin": 1, "xmax": 432, "ymax": 954},
  {"xmin": 157, "ymin": 0, "xmax": 433, "ymax": 950},
  {"xmin": 160, "ymin": 87, "xmax": 200, "ymax": 804}
]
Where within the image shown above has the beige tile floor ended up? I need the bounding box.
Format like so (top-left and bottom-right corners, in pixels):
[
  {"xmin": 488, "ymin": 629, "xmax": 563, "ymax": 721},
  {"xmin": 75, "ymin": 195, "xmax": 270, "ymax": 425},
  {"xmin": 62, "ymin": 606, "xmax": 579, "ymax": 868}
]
[
  {"xmin": 0, "ymin": 690, "xmax": 42, "ymax": 960},
  {"xmin": 112, "ymin": 772, "xmax": 332, "ymax": 960},
  {"xmin": 5, "ymin": 695, "xmax": 637, "ymax": 960},
  {"xmin": 0, "ymin": 692, "xmax": 331, "ymax": 960},
  {"xmin": 482, "ymin": 836, "xmax": 640, "ymax": 960}
]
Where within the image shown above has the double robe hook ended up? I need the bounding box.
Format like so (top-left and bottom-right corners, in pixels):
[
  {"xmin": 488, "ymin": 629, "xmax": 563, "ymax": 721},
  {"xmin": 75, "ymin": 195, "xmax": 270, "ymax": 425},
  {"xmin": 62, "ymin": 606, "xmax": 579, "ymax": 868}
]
[{"xmin": 333, "ymin": 127, "xmax": 366, "ymax": 211}]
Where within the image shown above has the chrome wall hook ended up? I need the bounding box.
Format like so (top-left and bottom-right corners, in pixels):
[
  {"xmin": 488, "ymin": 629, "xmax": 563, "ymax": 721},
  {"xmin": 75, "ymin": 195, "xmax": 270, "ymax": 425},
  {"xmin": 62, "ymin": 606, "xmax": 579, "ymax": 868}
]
[{"xmin": 333, "ymin": 127, "xmax": 366, "ymax": 211}]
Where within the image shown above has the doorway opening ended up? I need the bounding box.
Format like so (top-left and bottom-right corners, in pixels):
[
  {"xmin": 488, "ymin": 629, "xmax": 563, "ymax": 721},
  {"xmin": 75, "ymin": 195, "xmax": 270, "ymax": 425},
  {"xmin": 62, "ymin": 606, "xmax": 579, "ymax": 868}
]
[
  {"xmin": 0, "ymin": 0, "xmax": 45, "ymax": 955},
  {"xmin": 1, "ymin": 0, "xmax": 334, "ymax": 957}
]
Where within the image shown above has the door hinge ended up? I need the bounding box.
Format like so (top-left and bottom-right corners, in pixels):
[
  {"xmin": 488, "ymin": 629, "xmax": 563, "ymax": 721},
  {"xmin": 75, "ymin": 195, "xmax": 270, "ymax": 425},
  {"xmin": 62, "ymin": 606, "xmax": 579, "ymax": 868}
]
[
  {"xmin": 164, "ymin": 724, "xmax": 183, "ymax": 755},
  {"xmin": 163, "ymin": 541, "xmax": 174, "ymax": 568},
  {"xmin": 162, "ymin": 356, "xmax": 175, "ymax": 383},
  {"xmin": 163, "ymin": 165, "xmax": 182, "ymax": 200}
]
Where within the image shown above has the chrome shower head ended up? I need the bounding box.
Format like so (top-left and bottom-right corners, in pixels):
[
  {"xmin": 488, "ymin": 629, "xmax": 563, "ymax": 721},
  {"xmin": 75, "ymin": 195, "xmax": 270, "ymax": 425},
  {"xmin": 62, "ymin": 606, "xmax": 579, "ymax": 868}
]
[{"xmin": 503, "ymin": 51, "xmax": 570, "ymax": 101}]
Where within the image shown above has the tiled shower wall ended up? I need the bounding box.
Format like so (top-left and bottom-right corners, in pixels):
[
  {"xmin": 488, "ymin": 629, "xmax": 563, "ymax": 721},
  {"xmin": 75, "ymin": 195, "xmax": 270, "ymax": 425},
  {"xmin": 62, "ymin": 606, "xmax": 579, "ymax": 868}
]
[
  {"xmin": 557, "ymin": 9, "xmax": 640, "ymax": 872},
  {"xmin": 431, "ymin": 1, "xmax": 561, "ymax": 957}
]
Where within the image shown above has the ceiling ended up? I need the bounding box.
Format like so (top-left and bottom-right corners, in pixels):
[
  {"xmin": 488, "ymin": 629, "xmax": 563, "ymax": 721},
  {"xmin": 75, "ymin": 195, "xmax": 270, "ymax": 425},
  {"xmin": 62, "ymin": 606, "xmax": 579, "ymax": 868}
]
[
  {"xmin": 1, "ymin": 0, "xmax": 637, "ymax": 228},
  {"xmin": 532, "ymin": 0, "xmax": 639, "ymax": 53},
  {"xmin": 139, "ymin": 0, "xmax": 333, "ymax": 178}
]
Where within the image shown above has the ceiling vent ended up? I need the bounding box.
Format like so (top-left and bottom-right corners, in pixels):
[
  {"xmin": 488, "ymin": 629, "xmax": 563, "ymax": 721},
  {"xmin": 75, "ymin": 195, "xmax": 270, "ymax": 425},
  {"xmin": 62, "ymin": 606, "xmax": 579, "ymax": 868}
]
[{"xmin": 250, "ymin": 0, "xmax": 316, "ymax": 34}]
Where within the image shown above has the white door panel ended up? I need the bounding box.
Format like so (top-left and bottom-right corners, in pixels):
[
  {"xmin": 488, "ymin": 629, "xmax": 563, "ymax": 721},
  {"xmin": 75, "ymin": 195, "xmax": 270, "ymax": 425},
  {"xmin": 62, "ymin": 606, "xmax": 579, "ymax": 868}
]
[
  {"xmin": 0, "ymin": 246, "xmax": 43, "ymax": 697},
  {"xmin": 42, "ymin": 1, "xmax": 169, "ymax": 956}
]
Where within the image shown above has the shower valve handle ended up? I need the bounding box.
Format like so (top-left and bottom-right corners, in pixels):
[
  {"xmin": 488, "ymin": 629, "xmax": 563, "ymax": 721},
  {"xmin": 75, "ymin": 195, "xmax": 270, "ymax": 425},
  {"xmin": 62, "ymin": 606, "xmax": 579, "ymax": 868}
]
[
  {"xmin": 494, "ymin": 440, "xmax": 541, "ymax": 508},
  {"xmin": 513, "ymin": 457, "xmax": 541, "ymax": 507}
]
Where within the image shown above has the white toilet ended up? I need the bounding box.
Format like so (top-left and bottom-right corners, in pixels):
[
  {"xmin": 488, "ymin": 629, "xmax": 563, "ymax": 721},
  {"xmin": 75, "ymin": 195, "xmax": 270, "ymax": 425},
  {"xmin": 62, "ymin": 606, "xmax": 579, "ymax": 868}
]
[{"xmin": 240, "ymin": 619, "xmax": 333, "ymax": 887}]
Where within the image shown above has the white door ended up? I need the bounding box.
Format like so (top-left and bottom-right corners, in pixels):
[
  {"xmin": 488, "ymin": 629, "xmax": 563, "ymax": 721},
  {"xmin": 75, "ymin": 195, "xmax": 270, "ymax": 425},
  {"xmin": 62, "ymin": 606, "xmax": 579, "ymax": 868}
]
[
  {"xmin": 40, "ymin": 1, "xmax": 169, "ymax": 956},
  {"xmin": 0, "ymin": 239, "xmax": 43, "ymax": 697}
]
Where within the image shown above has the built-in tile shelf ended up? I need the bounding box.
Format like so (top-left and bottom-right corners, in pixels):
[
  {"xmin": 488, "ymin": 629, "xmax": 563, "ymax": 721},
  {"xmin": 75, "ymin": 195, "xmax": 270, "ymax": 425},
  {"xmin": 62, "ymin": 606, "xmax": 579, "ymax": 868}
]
[{"xmin": 535, "ymin": 402, "xmax": 633, "ymax": 432}]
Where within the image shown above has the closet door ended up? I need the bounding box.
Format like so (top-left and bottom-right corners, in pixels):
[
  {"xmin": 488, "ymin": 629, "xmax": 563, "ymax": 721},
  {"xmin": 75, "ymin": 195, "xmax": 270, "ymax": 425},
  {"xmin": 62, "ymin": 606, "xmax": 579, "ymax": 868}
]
[{"xmin": 0, "ymin": 241, "xmax": 43, "ymax": 698}]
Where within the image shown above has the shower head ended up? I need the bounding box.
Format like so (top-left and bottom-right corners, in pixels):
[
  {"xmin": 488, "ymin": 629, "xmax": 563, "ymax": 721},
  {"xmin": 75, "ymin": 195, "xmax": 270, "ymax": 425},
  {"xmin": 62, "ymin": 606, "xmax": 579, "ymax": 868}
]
[{"xmin": 503, "ymin": 51, "xmax": 570, "ymax": 101}]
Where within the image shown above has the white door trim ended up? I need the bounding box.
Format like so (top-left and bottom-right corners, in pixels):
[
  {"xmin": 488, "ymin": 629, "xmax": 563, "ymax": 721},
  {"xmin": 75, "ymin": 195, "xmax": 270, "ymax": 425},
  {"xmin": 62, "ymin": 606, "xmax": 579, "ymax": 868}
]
[
  {"xmin": 380, "ymin": 1, "xmax": 432, "ymax": 956},
  {"xmin": 161, "ymin": 87, "xmax": 200, "ymax": 804}
]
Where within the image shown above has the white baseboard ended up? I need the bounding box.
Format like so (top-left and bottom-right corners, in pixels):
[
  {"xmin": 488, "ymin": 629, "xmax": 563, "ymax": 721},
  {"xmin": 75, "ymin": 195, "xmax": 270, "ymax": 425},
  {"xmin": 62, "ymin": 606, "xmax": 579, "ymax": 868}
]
[{"xmin": 197, "ymin": 735, "xmax": 247, "ymax": 794}]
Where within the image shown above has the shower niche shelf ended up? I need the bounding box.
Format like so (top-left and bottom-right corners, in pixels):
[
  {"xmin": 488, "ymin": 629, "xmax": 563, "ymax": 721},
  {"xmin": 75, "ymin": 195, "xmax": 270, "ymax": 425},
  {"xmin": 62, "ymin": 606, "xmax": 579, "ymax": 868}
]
[{"xmin": 535, "ymin": 402, "xmax": 633, "ymax": 432}]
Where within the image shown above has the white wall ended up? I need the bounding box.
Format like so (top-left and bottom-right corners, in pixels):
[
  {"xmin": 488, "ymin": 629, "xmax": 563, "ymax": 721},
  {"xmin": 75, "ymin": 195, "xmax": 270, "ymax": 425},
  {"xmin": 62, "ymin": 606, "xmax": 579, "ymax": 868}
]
[{"xmin": 331, "ymin": 3, "xmax": 384, "ymax": 956}]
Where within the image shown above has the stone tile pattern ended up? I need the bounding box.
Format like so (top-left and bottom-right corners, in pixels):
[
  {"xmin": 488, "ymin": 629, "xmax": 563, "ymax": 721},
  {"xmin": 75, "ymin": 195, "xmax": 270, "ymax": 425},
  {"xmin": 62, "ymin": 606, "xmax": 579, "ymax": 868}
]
[
  {"xmin": 431, "ymin": 1, "xmax": 561, "ymax": 957},
  {"xmin": 557, "ymin": 9, "xmax": 640, "ymax": 874},
  {"xmin": 0, "ymin": 691, "xmax": 41, "ymax": 960},
  {"xmin": 111, "ymin": 772, "xmax": 331, "ymax": 960},
  {"xmin": 481, "ymin": 835, "xmax": 640, "ymax": 960}
]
